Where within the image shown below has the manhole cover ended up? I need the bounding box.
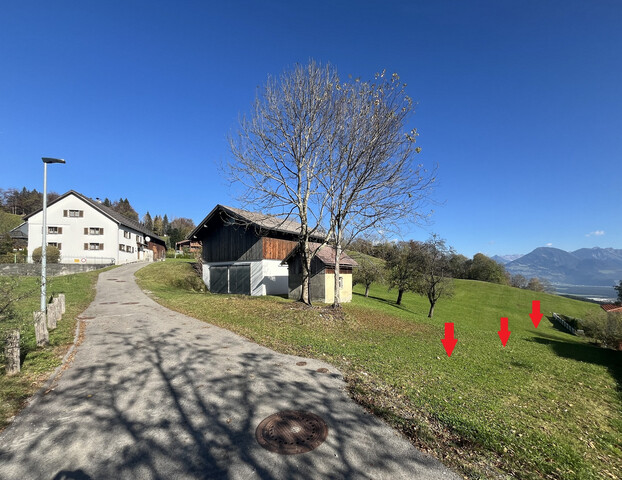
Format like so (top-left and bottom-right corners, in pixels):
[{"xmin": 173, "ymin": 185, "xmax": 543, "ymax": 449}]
[
  {"xmin": 316, "ymin": 368, "xmax": 329, "ymax": 373},
  {"xmin": 255, "ymin": 410, "xmax": 328, "ymax": 455},
  {"xmin": 296, "ymin": 361, "xmax": 307, "ymax": 366}
]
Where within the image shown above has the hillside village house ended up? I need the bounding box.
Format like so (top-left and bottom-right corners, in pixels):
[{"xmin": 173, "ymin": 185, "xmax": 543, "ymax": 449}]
[
  {"xmin": 188, "ymin": 204, "xmax": 357, "ymax": 301},
  {"xmin": 25, "ymin": 190, "xmax": 165, "ymax": 264}
]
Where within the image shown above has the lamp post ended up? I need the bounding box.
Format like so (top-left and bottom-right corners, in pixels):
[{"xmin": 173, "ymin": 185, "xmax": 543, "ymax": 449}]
[{"xmin": 41, "ymin": 157, "xmax": 65, "ymax": 313}]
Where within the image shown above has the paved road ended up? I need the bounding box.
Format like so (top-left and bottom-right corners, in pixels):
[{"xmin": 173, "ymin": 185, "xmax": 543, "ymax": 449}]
[{"xmin": 0, "ymin": 262, "xmax": 459, "ymax": 480}]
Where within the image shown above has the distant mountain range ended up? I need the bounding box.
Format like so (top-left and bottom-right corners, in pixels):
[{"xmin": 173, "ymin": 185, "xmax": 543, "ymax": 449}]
[
  {"xmin": 491, "ymin": 254, "xmax": 524, "ymax": 264},
  {"xmin": 496, "ymin": 247, "xmax": 622, "ymax": 293}
]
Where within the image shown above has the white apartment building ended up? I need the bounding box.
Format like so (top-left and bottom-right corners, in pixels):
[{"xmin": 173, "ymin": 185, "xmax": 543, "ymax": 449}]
[{"xmin": 26, "ymin": 190, "xmax": 165, "ymax": 265}]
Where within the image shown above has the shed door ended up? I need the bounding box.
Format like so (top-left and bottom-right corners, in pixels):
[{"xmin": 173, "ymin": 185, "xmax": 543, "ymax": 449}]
[
  {"xmin": 229, "ymin": 265, "xmax": 250, "ymax": 295},
  {"xmin": 209, "ymin": 265, "xmax": 250, "ymax": 295},
  {"xmin": 210, "ymin": 266, "xmax": 229, "ymax": 294}
]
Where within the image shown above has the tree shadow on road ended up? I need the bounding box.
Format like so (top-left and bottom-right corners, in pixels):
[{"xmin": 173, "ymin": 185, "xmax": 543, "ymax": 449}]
[{"xmin": 0, "ymin": 310, "xmax": 450, "ymax": 479}]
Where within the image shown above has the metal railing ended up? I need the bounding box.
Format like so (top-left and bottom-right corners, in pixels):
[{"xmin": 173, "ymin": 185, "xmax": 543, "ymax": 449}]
[{"xmin": 552, "ymin": 312, "xmax": 584, "ymax": 336}]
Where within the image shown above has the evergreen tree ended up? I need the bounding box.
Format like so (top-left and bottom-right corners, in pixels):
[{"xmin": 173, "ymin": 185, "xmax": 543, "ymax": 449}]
[
  {"xmin": 162, "ymin": 214, "xmax": 170, "ymax": 235},
  {"xmin": 112, "ymin": 198, "xmax": 139, "ymax": 221},
  {"xmin": 142, "ymin": 212, "xmax": 153, "ymax": 231}
]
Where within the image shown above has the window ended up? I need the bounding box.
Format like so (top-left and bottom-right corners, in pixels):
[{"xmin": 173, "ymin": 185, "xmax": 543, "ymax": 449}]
[
  {"xmin": 137, "ymin": 236, "xmax": 143, "ymax": 244},
  {"xmin": 339, "ymin": 276, "xmax": 344, "ymax": 289},
  {"xmin": 48, "ymin": 226, "xmax": 62, "ymax": 234},
  {"xmin": 119, "ymin": 244, "xmax": 125, "ymax": 251},
  {"xmin": 64, "ymin": 210, "xmax": 84, "ymax": 218},
  {"xmin": 47, "ymin": 242, "xmax": 62, "ymax": 250},
  {"xmin": 84, "ymin": 243, "xmax": 104, "ymax": 251},
  {"xmin": 84, "ymin": 227, "xmax": 104, "ymax": 235},
  {"xmin": 123, "ymin": 231, "xmax": 131, "ymax": 239}
]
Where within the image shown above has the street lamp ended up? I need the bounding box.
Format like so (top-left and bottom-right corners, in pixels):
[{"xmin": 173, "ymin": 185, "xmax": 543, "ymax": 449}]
[{"xmin": 41, "ymin": 157, "xmax": 65, "ymax": 313}]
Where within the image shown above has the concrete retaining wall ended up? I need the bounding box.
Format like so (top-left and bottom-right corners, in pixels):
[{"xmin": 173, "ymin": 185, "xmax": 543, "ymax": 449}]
[{"xmin": 0, "ymin": 263, "xmax": 112, "ymax": 277}]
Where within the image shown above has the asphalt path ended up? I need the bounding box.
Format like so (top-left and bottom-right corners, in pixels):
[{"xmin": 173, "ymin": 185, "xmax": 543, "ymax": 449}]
[{"xmin": 0, "ymin": 262, "xmax": 459, "ymax": 480}]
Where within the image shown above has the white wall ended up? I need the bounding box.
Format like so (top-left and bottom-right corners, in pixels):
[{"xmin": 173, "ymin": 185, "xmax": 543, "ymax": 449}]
[
  {"xmin": 257, "ymin": 259, "xmax": 289, "ymax": 296},
  {"xmin": 28, "ymin": 195, "xmax": 118, "ymax": 264},
  {"xmin": 203, "ymin": 259, "xmax": 288, "ymax": 296}
]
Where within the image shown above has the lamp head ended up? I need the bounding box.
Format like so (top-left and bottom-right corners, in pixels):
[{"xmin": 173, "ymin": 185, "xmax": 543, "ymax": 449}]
[{"xmin": 42, "ymin": 157, "xmax": 65, "ymax": 164}]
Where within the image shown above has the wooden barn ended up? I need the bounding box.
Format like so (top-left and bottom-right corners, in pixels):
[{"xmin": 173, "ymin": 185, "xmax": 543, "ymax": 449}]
[
  {"xmin": 187, "ymin": 205, "xmax": 324, "ymax": 296},
  {"xmin": 282, "ymin": 242, "xmax": 358, "ymax": 303}
]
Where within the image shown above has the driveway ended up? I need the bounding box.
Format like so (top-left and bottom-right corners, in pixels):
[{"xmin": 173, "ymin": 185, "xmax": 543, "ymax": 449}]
[{"xmin": 0, "ymin": 262, "xmax": 459, "ymax": 480}]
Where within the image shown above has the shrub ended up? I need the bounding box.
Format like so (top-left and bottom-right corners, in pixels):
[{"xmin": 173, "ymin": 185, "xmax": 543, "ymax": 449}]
[
  {"xmin": 560, "ymin": 314, "xmax": 585, "ymax": 331},
  {"xmin": 32, "ymin": 246, "xmax": 61, "ymax": 264},
  {"xmin": 583, "ymin": 311, "xmax": 622, "ymax": 349}
]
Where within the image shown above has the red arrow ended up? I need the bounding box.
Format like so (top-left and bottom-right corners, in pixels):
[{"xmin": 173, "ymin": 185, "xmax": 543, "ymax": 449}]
[
  {"xmin": 441, "ymin": 322, "xmax": 457, "ymax": 357},
  {"xmin": 498, "ymin": 317, "xmax": 511, "ymax": 346},
  {"xmin": 529, "ymin": 300, "xmax": 543, "ymax": 328}
]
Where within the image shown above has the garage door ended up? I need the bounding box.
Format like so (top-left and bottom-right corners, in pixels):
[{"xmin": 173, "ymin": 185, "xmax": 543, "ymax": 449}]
[
  {"xmin": 209, "ymin": 265, "xmax": 250, "ymax": 295},
  {"xmin": 210, "ymin": 266, "xmax": 229, "ymax": 294}
]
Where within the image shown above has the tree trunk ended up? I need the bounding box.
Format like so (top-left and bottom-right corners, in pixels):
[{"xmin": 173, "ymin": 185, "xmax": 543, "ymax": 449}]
[
  {"xmin": 364, "ymin": 283, "xmax": 370, "ymax": 297},
  {"xmin": 4, "ymin": 330, "xmax": 20, "ymax": 376},
  {"xmin": 428, "ymin": 301, "xmax": 435, "ymax": 318},
  {"xmin": 396, "ymin": 289, "xmax": 404, "ymax": 305},
  {"xmin": 332, "ymin": 244, "xmax": 341, "ymax": 308},
  {"xmin": 299, "ymin": 241, "xmax": 312, "ymax": 305},
  {"xmin": 34, "ymin": 311, "xmax": 49, "ymax": 347}
]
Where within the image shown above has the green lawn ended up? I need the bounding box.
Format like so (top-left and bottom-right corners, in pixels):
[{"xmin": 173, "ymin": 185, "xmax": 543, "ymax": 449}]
[
  {"xmin": 136, "ymin": 261, "xmax": 621, "ymax": 479},
  {"xmin": 0, "ymin": 268, "xmax": 111, "ymax": 429}
]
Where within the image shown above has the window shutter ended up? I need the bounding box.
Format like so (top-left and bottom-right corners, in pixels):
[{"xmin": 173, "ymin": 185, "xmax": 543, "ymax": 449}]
[
  {"xmin": 58, "ymin": 243, "xmax": 62, "ymax": 250},
  {"xmin": 84, "ymin": 228, "xmax": 88, "ymax": 235},
  {"xmin": 79, "ymin": 210, "xmax": 84, "ymax": 217},
  {"xmin": 100, "ymin": 243, "xmax": 104, "ymax": 250},
  {"xmin": 84, "ymin": 243, "xmax": 88, "ymax": 250},
  {"xmin": 58, "ymin": 227, "xmax": 63, "ymax": 234},
  {"xmin": 63, "ymin": 210, "xmax": 68, "ymax": 217},
  {"xmin": 100, "ymin": 228, "xmax": 104, "ymax": 235}
]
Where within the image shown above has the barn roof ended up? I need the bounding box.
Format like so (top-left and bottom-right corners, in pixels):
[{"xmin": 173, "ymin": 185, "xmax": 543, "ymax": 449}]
[{"xmin": 187, "ymin": 204, "xmax": 325, "ymax": 241}]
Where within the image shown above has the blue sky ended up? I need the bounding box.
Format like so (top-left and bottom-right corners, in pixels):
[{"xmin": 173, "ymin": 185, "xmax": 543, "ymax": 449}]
[{"xmin": 1, "ymin": 1, "xmax": 620, "ymax": 257}]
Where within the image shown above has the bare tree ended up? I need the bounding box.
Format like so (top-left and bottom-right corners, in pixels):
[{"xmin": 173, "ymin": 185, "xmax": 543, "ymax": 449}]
[
  {"xmin": 228, "ymin": 60, "xmax": 433, "ymax": 306},
  {"xmin": 322, "ymin": 71, "xmax": 433, "ymax": 307},
  {"xmin": 228, "ymin": 61, "xmax": 338, "ymax": 304}
]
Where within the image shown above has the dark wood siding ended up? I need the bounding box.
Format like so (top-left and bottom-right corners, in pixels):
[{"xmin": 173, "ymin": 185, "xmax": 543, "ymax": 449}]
[
  {"xmin": 262, "ymin": 238, "xmax": 297, "ymax": 260},
  {"xmin": 195, "ymin": 209, "xmax": 303, "ymax": 263},
  {"xmin": 199, "ymin": 218, "xmax": 262, "ymax": 262}
]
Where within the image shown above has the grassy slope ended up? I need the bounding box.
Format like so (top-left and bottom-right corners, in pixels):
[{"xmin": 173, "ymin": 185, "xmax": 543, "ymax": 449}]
[
  {"xmin": 0, "ymin": 268, "xmax": 110, "ymax": 429},
  {"xmin": 136, "ymin": 261, "xmax": 621, "ymax": 480},
  {"xmin": 0, "ymin": 211, "xmax": 23, "ymax": 235}
]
